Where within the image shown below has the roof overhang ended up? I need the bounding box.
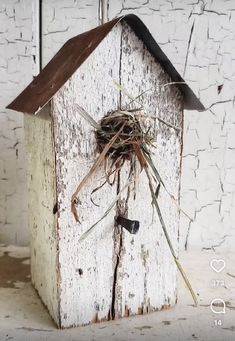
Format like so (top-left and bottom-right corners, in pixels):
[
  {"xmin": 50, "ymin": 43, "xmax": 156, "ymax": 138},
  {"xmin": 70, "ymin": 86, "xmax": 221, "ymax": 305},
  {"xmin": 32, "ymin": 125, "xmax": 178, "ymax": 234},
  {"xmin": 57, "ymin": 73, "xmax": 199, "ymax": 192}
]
[{"xmin": 7, "ymin": 14, "xmax": 205, "ymax": 114}]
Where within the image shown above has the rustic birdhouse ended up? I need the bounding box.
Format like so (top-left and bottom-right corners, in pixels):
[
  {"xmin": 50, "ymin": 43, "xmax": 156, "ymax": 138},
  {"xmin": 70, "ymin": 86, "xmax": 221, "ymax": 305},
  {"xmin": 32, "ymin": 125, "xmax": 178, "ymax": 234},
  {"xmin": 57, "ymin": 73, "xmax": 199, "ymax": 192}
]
[{"xmin": 7, "ymin": 15, "xmax": 204, "ymax": 328}]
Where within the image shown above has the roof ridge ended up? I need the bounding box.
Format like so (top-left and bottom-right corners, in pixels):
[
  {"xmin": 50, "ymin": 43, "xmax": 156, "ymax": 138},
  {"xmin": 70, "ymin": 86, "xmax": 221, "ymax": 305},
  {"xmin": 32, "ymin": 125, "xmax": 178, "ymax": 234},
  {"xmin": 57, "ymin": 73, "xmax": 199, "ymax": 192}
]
[{"xmin": 7, "ymin": 14, "xmax": 204, "ymax": 114}]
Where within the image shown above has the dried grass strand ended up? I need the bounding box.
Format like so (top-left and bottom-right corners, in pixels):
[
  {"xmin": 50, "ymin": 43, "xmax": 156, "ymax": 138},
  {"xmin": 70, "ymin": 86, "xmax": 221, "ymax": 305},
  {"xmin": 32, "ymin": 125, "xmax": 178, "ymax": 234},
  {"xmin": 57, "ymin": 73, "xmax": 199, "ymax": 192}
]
[
  {"xmin": 71, "ymin": 123, "xmax": 126, "ymax": 222},
  {"xmin": 144, "ymin": 165, "xmax": 198, "ymax": 306},
  {"xmin": 78, "ymin": 178, "xmax": 134, "ymax": 242}
]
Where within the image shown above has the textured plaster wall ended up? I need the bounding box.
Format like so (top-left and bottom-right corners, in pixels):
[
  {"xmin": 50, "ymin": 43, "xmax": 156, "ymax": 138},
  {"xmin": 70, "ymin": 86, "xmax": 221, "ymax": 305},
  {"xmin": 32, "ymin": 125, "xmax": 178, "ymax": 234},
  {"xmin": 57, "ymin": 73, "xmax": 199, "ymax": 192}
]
[
  {"xmin": 105, "ymin": 0, "xmax": 235, "ymax": 252},
  {"xmin": 0, "ymin": 0, "xmax": 38, "ymax": 245},
  {"xmin": 1, "ymin": 0, "xmax": 235, "ymax": 252},
  {"xmin": 41, "ymin": 0, "xmax": 100, "ymax": 65}
]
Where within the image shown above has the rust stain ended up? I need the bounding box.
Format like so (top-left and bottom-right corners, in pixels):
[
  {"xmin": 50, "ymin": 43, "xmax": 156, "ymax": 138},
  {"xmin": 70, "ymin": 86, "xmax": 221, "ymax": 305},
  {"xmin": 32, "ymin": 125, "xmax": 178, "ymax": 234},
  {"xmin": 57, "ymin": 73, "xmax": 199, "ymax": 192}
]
[
  {"xmin": 111, "ymin": 303, "xmax": 172, "ymax": 323},
  {"xmin": 7, "ymin": 15, "xmax": 204, "ymax": 114},
  {"xmin": 124, "ymin": 305, "xmax": 130, "ymax": 317},
  {"xmin": 93, "ymin": 312, "xmax": 99, "ymax": 323},
  {"xmin": 63, "ymin": 303, "xmax": 172, "ymax": 328},
  {"xmin": 90, "ymin": 311, "xmax": 113, "ymax": 325},
  {"xmin": 0, "ymin": 251, "xmax": 30, "ymax": 288},
  {"xmin": 162, "ymin": 304, "xmax": 172, "ymax": 310}
]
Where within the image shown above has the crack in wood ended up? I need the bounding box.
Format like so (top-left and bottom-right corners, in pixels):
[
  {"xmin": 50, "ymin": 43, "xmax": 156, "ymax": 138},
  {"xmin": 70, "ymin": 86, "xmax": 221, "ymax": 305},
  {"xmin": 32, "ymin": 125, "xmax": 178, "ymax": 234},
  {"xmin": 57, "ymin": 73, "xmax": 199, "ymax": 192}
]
[
  {"xmin": 111, "ymin": 168, "xmax": 123, "ymax": 319},
  {"xmin": 111, "ymin": 221, "xmax": 124, "ymax": 319},
  {"xmin": 110, "ymin": 24, "xmax": 128, "ymax": 320}
]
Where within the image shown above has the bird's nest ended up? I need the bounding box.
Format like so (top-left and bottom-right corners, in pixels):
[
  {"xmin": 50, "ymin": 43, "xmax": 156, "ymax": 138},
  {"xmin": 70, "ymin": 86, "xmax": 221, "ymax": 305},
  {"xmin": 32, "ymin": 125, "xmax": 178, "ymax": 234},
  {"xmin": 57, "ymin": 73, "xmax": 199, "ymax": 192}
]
[
  {"xmin": 96, "ymin": 110, "xmax": 152, "ymax": 161},
  {"xmin": 70, "ymin": 96, "xmax": 197, "ymax": 306},
  {"xmin": 71, "ymin": 106, "xmax": 154, "ymax": 225}
]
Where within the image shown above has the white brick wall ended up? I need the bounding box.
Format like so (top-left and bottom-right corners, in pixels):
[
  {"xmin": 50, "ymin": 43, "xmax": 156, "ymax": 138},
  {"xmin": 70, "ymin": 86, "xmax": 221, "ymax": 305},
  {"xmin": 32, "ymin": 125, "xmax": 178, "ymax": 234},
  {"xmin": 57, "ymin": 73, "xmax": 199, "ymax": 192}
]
[
  {"xmin": 0, "ymin": 0, "xmax": 38, "ymax": 245},
  {"xmin": 1, "ymin": 0, "xmax": 235, "ymax": 252}
]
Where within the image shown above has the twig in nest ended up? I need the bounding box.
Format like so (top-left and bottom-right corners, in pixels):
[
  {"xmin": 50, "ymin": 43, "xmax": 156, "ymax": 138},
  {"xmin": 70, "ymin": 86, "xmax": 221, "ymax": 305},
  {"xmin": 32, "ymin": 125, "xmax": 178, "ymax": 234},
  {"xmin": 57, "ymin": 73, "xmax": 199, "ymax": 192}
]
[
  {"xmin": 71, "ymin": 123, "xmax": 126, "ymax": 222},
  {"xmin": 96, "ymin": 110, "xmax": 153, "ymax": 161},
  {"xmin": 113, "ymin": 80, "xmax": 143, "ymax": 110},
  {"xmin": 113, "ymin": 81, "xmax": 182, "ymax": 132},
  {"xmin": 73, "ymin": 83, "xmax": 196, "ymax": 305},
  {"xmin": 134, "ymin": 113, "xmax": 182, "ymax": 132},
  {"xmin": 75, "ymin": 104, "xmax": 101, "ymax": 130}
]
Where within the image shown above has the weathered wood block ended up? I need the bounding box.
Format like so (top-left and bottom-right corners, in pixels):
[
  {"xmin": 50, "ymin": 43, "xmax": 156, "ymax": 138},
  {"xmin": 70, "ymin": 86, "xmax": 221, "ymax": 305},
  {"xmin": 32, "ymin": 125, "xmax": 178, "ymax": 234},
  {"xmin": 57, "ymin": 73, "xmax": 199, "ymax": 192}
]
[{"xmin": 7, "ymin": 15, "xmax": 203, "ymax": 328}]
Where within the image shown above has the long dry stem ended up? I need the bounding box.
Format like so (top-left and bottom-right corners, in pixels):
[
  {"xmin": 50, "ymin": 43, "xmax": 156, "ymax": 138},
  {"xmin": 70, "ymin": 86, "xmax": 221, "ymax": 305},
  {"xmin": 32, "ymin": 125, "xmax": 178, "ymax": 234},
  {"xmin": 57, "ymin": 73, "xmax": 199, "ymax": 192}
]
[
  {"xmin": 78, "ymin": 178, "xmax": 134, "ymax": 242},
  {"xmin": 142, "ymin": 148, "xmax": 193, "ymax": 222},
  {"xmin": 144, "ymin": 166, "xmax": 198, "ymax": 306},
  {"xmin": 75, "ymin": 104, "xmax": 101, "ymax": 130},
  {"xmin": 71, "ymin": 124, "xmax": 125, "ymax": 222},
  {"xmin": 113, "ymin": 81, "xmax": 182, "ymax": 132}
]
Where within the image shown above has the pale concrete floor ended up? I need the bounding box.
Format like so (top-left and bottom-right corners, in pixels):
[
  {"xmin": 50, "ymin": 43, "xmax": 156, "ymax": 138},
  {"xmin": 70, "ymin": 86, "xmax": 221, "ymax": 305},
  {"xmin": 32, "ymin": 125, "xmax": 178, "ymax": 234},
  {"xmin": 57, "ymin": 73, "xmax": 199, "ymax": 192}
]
[{"xmin": 0, "ymin": 244, "xmax": 235, "ymax": 341}]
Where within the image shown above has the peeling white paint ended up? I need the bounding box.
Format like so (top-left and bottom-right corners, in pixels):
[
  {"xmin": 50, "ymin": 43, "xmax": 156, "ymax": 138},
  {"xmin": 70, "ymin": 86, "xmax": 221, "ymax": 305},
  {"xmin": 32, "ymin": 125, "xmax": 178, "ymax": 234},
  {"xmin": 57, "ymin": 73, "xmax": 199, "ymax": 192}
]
[
  {"xmin": 24, "ymin": 106, "xmax": 59, "ymax": 324},
  {"xmin": 28, "ymin": 21, "xmax": 183, "ymax": 327},
  {"xmin": 2, "ymin": 0, "xmax": 235, "ymax": 254},
  {"xmin": 42, "ymin": 0, "xmax": 235, "ymax": 252}
]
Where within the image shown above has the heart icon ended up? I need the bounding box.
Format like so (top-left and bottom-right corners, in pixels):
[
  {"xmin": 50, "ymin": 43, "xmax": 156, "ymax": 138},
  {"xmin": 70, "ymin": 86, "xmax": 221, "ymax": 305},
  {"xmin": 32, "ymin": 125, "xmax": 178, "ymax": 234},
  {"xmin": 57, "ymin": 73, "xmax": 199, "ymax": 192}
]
[{"xmin": 210, "ymin": 259, "xmax": 226, "ymax": 273}]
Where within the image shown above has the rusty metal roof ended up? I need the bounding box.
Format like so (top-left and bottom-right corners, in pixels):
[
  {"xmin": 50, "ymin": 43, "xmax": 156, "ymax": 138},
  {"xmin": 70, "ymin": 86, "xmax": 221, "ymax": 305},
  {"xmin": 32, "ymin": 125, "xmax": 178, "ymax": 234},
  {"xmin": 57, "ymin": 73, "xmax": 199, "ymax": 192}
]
[{"xmin": 7, "ymin": 14, "xmax": 204, "ymax": 114}]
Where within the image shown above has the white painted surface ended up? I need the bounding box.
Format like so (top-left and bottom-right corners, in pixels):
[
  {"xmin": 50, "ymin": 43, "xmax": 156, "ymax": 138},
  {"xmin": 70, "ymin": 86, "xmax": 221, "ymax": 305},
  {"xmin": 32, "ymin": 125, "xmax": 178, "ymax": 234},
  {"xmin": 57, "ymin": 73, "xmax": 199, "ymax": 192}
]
[
  {"xmin": 0, "ymin": 0, "xmax": 39, "ymax": 245},
  {"xmin": 25, "ymin": 107, "xmax": 59, "ymax": 325},
  {"xmin": 112, "ymin": 22, "xmax": 182, "ymax": 317},
  {"xmin": 52, "ymin": 23, "xmax": 122, "ymax": 327},
  {"xmin": 48, "ymin": 21, "xmax": 182, "ymax": 327},
  {"xmin": 41, "ymin": 0, "xmax": 235, "ymax": 252},
  {"xmin": 1, "ymin": 1, "xmax": 235, "ymax": 252},
  {"xmin": 1, "ymin": 244, "xmax": 235, "ymax": 340},
  {"xmin": 107, "ymin": 0, "xmax": 235, "ymax": 252}
]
